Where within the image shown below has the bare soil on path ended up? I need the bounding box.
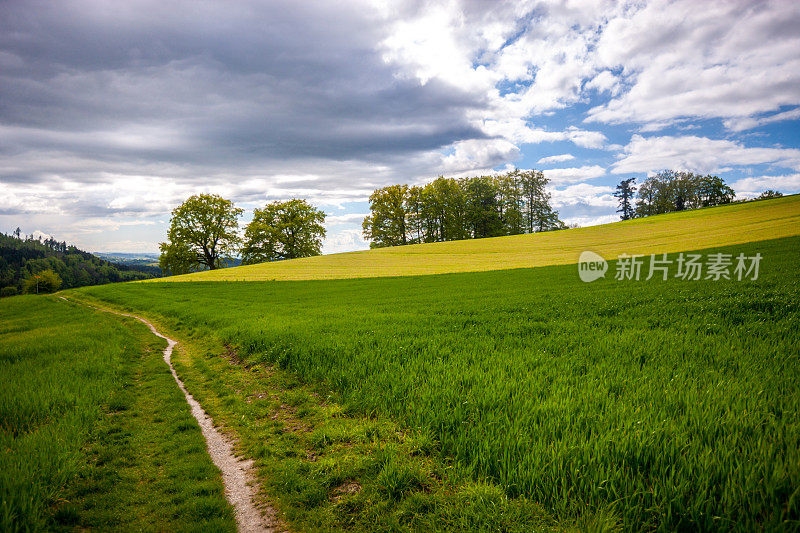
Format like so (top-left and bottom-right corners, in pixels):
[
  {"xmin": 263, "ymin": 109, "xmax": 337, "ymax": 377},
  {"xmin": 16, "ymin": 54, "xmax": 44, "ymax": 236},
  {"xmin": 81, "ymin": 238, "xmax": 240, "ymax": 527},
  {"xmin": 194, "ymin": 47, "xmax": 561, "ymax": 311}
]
[{"xmin": 59, "ymin": 297, "xmax": 278, "ymax": 533}]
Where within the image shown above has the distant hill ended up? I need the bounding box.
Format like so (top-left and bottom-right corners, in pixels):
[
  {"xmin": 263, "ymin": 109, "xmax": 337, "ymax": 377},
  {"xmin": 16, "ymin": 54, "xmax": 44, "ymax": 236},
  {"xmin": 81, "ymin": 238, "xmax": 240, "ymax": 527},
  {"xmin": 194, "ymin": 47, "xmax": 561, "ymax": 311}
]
[
  {"xmin": 152, "ymin": 194, "xmax": 800, "ymax": 282},
  {"xmin": 94, "ymin": 252, "xmax": 162, "ymax": 276},
  {"xmin": 0, "ymin": 233, "xmax": 159, "ymax": 294}
]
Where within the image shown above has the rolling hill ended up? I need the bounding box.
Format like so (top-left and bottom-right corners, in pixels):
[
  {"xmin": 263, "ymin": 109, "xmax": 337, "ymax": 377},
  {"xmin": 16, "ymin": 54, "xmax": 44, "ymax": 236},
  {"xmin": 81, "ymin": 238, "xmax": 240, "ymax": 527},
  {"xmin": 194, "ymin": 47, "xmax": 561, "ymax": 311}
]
[{"xmin": 151, "ymin": 195, "xmax": 800, "ymax": 282}]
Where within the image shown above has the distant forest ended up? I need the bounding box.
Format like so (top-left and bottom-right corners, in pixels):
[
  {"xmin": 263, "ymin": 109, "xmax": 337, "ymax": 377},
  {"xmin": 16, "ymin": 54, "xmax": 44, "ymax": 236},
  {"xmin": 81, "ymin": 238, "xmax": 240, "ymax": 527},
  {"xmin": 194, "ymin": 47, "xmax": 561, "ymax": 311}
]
[{"xmin": 0, "ymin": 230, "xmax": 159, "ymax": 295}]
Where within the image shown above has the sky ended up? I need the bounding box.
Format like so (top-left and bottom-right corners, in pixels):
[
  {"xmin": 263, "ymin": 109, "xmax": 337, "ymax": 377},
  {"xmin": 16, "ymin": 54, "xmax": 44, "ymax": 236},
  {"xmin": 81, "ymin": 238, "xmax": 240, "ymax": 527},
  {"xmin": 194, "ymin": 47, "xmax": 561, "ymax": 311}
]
[{"xmin": 1, "ymin": 0, "xmax": 799, "ymax": 254}]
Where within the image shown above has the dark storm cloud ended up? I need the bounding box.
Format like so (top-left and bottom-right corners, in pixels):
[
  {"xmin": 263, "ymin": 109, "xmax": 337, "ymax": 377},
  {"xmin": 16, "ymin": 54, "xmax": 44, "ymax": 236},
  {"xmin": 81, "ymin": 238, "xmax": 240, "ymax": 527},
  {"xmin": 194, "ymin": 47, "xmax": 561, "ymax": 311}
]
[{"xmin": 0, "ymin": 0, "xmax": 487, "ymax": 180}]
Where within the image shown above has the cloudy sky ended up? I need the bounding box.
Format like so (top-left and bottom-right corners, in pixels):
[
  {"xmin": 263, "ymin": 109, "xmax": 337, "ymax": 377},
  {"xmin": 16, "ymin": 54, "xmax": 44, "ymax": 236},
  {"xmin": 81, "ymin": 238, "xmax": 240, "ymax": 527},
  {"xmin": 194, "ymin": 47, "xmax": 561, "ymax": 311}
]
[{"xmin": 2, "ymin": 0, "xmax": 799, "ymax": 254}]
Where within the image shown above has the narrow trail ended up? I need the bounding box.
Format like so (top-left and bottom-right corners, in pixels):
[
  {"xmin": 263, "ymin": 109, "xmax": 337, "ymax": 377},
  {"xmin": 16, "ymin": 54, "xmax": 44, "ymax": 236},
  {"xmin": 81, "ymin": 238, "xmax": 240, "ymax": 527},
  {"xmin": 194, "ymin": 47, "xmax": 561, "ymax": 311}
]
[{"xmin": 59, "ymin": 296, "xmax": 277, "ymax": 533}]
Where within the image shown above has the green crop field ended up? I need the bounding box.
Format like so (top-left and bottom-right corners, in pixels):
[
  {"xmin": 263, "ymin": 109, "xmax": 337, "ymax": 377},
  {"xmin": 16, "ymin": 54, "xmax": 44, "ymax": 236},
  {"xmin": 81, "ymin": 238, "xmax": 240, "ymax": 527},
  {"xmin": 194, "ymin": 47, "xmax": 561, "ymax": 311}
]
[
  {"xmin": 74, "ymin": 234, "xmax": 800, "ymax": 531},
  {"xmin": 152, "ymin": 195, "xmax": 800, "ymax": 282},
  {"xmin": 0, "ymin": 297, "xmax": 234, "ymax": 531},
  {"xmin": 4, "ymin": 197, "xmax": 798, "ymax": 531}
]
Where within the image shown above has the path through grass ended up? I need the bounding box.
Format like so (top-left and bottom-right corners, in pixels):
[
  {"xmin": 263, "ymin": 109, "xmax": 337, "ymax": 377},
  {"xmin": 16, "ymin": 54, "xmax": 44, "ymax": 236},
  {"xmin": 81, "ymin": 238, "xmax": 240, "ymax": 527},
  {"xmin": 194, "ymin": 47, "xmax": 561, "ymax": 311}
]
[{"xmin": 0, "ymin": 296, "xmax": 234, "ymax": 531}]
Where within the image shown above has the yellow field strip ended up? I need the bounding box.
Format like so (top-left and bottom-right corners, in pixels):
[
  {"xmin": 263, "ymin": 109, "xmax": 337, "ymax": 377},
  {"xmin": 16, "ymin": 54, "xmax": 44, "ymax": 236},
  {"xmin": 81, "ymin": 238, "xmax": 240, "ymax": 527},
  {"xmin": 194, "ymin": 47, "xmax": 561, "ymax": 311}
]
[{"xmin": 149, "ymin": 195, "xmax": 800, "ymax": 282}]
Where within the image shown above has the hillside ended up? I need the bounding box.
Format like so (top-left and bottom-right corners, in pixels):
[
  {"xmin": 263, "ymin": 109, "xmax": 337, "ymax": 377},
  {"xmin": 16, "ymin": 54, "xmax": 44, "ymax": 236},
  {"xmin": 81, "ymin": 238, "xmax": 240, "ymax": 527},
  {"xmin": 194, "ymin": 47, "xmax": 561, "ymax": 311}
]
[
  {"xmin": 154, "ymin": 195, "xmax": 800, "ymax": 282},
  {"xmin": 76, "ymin": 235, "xmax": 800, "ymax": 531},
  {"xmin": 0, "ymin": 233, "xmax": 157, "ymax": 293}
]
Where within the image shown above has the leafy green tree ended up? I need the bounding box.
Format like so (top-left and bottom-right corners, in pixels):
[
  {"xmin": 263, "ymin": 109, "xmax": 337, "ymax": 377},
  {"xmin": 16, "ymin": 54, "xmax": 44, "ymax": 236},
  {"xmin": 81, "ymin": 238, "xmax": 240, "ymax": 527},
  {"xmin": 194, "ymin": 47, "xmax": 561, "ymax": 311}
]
[
  {"xmin": 757, "ymin": 189, "xmax": 783, "ymax": 200},
  {"xmin": 159, "ymin": 194, "xmax": 243, "ymax": 273},
  {"xmin": 697, "ymin": 175, "xmax": 735, "ymax": 206},
  {"xmin": 361, "ymin": 169, "xmax": 565, "ymax": 248},
  {"xmin": 362, "ymin": 185, "xmax": 409, "ymax": 248},
  {"xmin": 519, "ymin": 170, "xmax": 562, "ymax": 232},
  {"xmin": 520, "ymin": 170, "xmax": 547, "ymax": 232},
  {"xmin": 495, "ymin": 172, "xmax": 525, "ymax": 234},
  {"xmin": 670, "ymin": 171, "xmax": 700, "ymax": 211},
  {"xmin": 433, "ymin": 177, "xmax": 469, "ymax": 241},
  {"xmin": 158, "ymin": 241, "xmax": 201, "ymax": 276},
  {"xmin": 241, "ymin": 199, "xmax": 326, "ymax": 264},
  {"xmin": 614, "ymin": 178, "xmax": 637, "ymax": 220},
  {"xmin": 636, "ymin": 171, "xmax": 735, "ymax": 216},
  {"xmin": 635, "ymin": 177, "xmax": 657, "ymax": 217},
  {"xmin": 465, "ymin": 176, "xmax": 503, "ymax": 238},
  {"xmin": 23, "ymin": 269, "xmax": 61, "ymax": 294},
  {"xmin": 405, "ymin": 185, "xmax": 428, "ymax": 244}
]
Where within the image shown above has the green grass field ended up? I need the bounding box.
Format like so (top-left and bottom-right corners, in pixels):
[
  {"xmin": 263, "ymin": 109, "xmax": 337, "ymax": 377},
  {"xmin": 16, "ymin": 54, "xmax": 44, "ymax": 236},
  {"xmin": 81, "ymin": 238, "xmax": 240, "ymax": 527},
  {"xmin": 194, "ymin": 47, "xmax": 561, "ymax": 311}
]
[
  {"xmin": 153, "ymin": 195, "xmax": 800, "ymax": 281},
  {"xmin": 0, "ymin": 297, "xmax": 234, "ymax": 531},
  {"xmin": 75, "ymin": 235, "xmax": 800, "ymax": 530},
  {"xmin": 4, "ymin": 197, "xmax": 798, "ymax": 530}
]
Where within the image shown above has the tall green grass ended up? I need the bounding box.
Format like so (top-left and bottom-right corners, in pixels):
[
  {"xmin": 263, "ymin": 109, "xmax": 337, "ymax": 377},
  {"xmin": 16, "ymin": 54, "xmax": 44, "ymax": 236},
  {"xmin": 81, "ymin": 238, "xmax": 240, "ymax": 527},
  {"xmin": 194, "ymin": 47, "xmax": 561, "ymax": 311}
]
[
  {"xmin": 78, "ymin": 236, "xmax": 800, "ymax": 530},
  {"xmin": 0, "ymin": 296, "xmax": 234, "ymax": 531}
]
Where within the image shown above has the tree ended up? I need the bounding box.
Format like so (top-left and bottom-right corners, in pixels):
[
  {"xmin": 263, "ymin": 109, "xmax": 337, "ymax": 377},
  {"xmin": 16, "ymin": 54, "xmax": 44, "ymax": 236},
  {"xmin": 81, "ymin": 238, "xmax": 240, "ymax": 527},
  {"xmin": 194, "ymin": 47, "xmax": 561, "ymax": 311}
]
[
  {"xmin": 495, "ymin": 172, "xmax": 525, "ymax": 235},
  {"xmin": 614, "ymin": 178, "xmax": 637, "ymax": 220},
  {"xmin": 636, "ymin": 171, "xmax": 735, "ymax": 216},
  {"xmin": 697, "ymin": 174, "xmax": 734, "ymax": 207},
  {"xmin": 519, "ymin": 170, "xmax": 559, "ymax": 232},
  {"xmin": 635, "ymin": 177, "xmax": 657, "ymax": 217},
  {"xmin": 361, "ymin": 170, "xmax": 565, "ymax": 248},
  {"xmin": 405, "ymin": 185, "xmax": 427, "ymax": 244},
  {"xmin": 158, "ymin": 241, "xmax": 202, "ymax": 276},
  {"xmin": 757, "ymin": 189, "xmax": 783, "ymax": 200},
  {"xmin": 362, "ymin": 185, "xmax": 409, "ymax": 248},
  {"xmin": 241, "ymin": 199, "xmax": 326, "ymax": 264},
  {"xmin": 465, "ymin": 176, "xmax": 502, "ymax": 238},
  {"xmin": 159, "ymin": 194, "xmax": 243, "ymax": 273},
  {"xmin": 519, "ymin": 170, "xmax": 562, "ymax": 232},
  {"xmin": 23, "ymin": 269, "xmax": 61, "ymax": 294},
  {"xmin": 671, "ymin": 171, "xmax": 701, "ymax": 211}
]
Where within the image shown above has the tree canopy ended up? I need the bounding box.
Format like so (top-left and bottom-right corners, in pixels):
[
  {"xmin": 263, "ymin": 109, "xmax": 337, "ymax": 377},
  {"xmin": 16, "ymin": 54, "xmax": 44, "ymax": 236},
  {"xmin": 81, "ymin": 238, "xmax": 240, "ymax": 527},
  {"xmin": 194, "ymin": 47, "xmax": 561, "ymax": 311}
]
[
  {"xmin": 635, "ymin": 171, "xmax": 735, "ymax": 217},
  {"xmin": 363, "ymin": 170, "xmax": 564, "ymax": 248},
  {"xmin": 241, "ymin": 199, "xmax": 326, "ymax": 264},
  {"xmin": 757, "ymin": 190, "xmax": 783, "ymax": 200},
  {"xmin": 159, "ymin": 194, "xmax": 243, "ymax": 274}
]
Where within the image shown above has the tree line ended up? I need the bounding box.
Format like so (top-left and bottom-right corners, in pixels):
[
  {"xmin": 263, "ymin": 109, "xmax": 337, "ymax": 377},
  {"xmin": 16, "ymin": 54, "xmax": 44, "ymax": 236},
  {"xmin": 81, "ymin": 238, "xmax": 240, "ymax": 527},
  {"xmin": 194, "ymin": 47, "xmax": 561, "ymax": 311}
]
[
  {"xmin": 362, "ymin": 170, "xmax": 566, "ymax": 248},
  {"xmin": 613, "ymin": 170, "xmax": 786, "ymax": 221},
  {"xmin": 159, "ymin": 195, "xmax": 326, "ymax": 275},
  {"xmin": 0, "ymin": 231, "xmax": 155, "ymax": 296},
  {"xmin": 158, "ymin": 170, "xmax": 788, "ymax": 276}
]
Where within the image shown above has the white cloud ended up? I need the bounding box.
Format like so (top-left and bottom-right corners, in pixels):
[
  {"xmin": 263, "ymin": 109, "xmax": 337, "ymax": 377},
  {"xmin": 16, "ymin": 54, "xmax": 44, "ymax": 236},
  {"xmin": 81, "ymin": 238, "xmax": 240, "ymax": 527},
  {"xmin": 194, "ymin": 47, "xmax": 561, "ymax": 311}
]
[
  {"xmin": 564, "ymin": 127, "xmax": 608, "ymax": 149},
  {"xmin": 544, "ymin": 165, "xmax": 606, "ymax": 185},
  {"xmin": 31, "ymin": 230, "xmax": 54, "ymax": 241},
  {"xmin": 440, "ymin": 138, "xmax": 520, "ymax": 174},
  {"xmin": 322, "ymin": 228, "xmax": 370, "ymax": 255},
  {"xmin": 537, "ymin": 153, "xmax": 575, "ymax": 165},
  {"xmin": 326, "ymin": 213, "xmax": 369, "ymax": 225},
  {"xmin": 723, "ymin": 107, "xmax": 800, "ymax": 132},
  {"xmin": 550, "ymin": 183, "xmax": 615, "ymax": 208},
  {"xmin": 612, "ymin": 135, "xmax": 800, "ymax": 174},
  {"xmin": 73, "ymin": 218, "xmax": 157, "ymax": 234},
  {"xmin": 729, "ymin": 174, "xmax": 800, "ymax": 196},
  {"xmin": 588, "ymin": 0, "xmax": 800, "ymax": 131},
  {"xmin": 586, "ymin": 0, "xmax": 800, "ymax": 130},
  {"xmin": 562, "ymin": 213, "xmax": 619, "ymax": 228},
  {"xmin": 585, "ymin": 70, "xmax": 621, "ymax": 96}
]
